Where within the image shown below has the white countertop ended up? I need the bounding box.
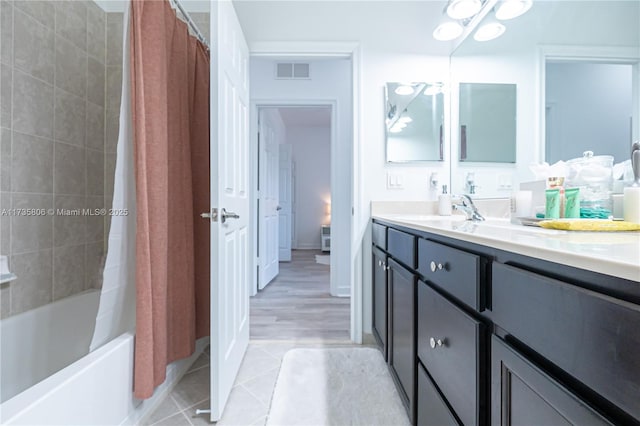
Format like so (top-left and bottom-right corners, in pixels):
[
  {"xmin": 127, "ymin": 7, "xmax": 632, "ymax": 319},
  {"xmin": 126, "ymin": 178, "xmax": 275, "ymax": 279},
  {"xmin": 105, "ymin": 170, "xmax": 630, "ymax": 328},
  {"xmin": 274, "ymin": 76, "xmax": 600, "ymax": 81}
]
[{"xmin": 373, "ymin": 213, "xmax": 640, "ymax": 283}]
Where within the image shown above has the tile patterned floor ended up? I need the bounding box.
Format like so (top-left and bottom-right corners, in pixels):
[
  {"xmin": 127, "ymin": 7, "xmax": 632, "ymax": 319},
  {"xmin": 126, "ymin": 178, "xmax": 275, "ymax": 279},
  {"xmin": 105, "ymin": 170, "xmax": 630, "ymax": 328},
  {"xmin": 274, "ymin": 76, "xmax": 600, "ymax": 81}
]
[
  {"xmin": 144, "ymin": 342, "xmax": 362, "ymax": 426},
  {"xmin": 144, "ymin": 250, "xmax": 353, "ymax": 425}
]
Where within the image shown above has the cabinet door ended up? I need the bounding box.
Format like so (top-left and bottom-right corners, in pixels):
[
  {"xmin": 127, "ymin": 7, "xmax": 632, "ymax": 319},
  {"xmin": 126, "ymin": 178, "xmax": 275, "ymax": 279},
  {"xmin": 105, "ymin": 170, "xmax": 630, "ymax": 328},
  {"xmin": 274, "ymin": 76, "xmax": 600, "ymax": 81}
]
[
  {"xmin": 372, "ymin": 245, "xmax": 388, "ymax": 360},
  {"xmin": 418, "ymin": 281, "xmax": 484, "ymax": 426},
  {"xmin": 492, "ymin": 336, "xmax": 613, "ymax": 426},
  {"xmin": 418, "ymin": 363, "xmax": 460, "ymax": 426},
  {"xmin": 389, "ymin": 258, "xmax": 417, "ymax": 423}
]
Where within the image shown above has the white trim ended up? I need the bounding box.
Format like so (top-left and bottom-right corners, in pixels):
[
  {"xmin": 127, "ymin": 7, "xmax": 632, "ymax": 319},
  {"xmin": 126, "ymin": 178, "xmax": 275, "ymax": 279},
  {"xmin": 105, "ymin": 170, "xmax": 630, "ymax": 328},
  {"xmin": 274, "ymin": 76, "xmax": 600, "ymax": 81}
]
[
  {"xmin": 249, "ymin": 41, "xmax": 362, "ymax": 344},
  {"xmin": 536, "ymin": 45, "xmax": 640, "ymax": 161}
]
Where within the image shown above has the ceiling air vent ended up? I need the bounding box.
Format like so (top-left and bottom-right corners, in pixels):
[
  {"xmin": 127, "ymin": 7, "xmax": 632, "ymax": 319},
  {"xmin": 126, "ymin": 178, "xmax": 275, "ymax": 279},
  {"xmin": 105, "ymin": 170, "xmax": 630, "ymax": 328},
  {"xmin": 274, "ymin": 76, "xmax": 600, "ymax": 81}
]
[{"xmin": 275, "ymin": 63, "xmax": 310, "ymax": 79}]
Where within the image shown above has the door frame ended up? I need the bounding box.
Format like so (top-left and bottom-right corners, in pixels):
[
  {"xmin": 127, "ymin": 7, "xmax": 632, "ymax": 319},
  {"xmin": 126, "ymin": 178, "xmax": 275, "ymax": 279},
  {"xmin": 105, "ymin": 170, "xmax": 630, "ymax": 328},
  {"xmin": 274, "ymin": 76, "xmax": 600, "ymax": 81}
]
[
  {"xmin": 248, "ymin": 41, "xmax": 363, "ymax": 343},
  {"xmin": 251, "ymin": 101, "xmax": 337, "ymax": 292}
]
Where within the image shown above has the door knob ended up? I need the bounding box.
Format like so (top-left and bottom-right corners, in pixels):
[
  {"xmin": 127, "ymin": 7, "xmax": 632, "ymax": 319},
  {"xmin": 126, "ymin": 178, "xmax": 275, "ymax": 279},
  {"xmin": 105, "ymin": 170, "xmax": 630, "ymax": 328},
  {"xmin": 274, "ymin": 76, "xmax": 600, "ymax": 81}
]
[
  {"xmin": 429, "ymin": 337, "xmax": 445, "ymax": 349},
  {"xmin": 220, "ymin": 208, "xmax": 240, "ymax": 224},
  {"xmin": 200, "ymin": 212, "xmax": 212, "ymax": 219},
  {"xmin": 276, "ymin": 206, "xmax": 282, "ymax": 211}
]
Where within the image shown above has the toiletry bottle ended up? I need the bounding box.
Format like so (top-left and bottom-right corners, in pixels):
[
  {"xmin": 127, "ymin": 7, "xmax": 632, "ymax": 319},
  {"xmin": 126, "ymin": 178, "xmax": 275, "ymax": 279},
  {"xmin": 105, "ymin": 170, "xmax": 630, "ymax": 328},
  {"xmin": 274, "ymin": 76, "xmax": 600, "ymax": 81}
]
[{"xmin": 438, "ymin": 185, "xmax": 452, "ymax": 216}]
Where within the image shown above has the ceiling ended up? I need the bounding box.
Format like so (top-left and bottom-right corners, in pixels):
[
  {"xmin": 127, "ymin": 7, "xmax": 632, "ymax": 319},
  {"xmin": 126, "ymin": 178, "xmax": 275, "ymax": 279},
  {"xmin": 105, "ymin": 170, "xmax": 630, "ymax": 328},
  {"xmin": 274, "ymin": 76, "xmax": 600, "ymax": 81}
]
[
  {"xmin": 234, "ymin": 0, "xmax": 454, "ymax": 56},
  {"xmin": 276, "ymin": 107, "xmax": 332, "ymax": 128}
]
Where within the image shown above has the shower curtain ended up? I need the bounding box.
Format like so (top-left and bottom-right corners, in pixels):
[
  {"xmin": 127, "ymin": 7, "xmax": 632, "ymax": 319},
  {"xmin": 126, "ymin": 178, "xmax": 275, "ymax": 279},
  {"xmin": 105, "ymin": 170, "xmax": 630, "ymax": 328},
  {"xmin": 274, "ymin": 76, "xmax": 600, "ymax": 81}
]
[
  {"xmin": 90, "ymin": 1, "xmax": 137, "ymax": 353},
  {"xmin": 129, "ymin": 0, "xmax": 210, "ymax": 399}
]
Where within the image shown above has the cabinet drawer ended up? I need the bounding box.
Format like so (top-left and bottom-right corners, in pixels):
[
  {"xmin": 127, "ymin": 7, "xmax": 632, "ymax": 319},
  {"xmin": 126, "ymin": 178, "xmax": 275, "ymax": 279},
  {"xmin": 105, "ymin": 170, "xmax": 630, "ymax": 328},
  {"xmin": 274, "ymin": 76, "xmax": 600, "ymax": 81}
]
[
  {"xmin": 418, "ymin": 281, "xmax": 485, "ymax": 426},
  {"xmin": 372, "ymin": 222, "xmax": 387, "ymax": 250},
  {"xmin": 492, "ymin": 335, "xmax": 613, "ymax": 426},
  {"xmin": 418, "ymin": 238, "xmax": 483, "ymax": 311},
  {"xmin": 418, "ymin": 363, "xmax": 460, "ymax": 426},
  {"xmin": 388, "ymin": 228, "xmax": 416, "ymax": 269},
  {"xmin": 492, "ymin": 262, "xmax": 640, "ymax": 421}
]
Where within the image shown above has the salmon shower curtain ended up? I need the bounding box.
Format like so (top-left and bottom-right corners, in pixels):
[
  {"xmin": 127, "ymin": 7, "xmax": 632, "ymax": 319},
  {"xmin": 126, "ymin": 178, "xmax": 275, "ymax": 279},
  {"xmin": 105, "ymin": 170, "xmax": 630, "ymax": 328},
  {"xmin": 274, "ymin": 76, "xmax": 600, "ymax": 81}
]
[{"xmin": 129, "ymin": 0, "xmax": 210, "ymax": 399}]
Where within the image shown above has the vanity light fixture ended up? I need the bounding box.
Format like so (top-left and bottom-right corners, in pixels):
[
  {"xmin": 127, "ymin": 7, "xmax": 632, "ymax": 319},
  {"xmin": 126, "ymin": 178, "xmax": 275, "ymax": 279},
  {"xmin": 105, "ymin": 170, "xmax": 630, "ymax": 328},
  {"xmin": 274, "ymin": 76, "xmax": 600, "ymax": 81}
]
[
  {"xmin": 446, "ymin": 0, "xmax": 482, "ymax": 20},
  {"xmin": 495, "ymin": 0, "xmax": 532, "ymax": 20},
  {"xmin": 390, "ymin": 121, "xmax": 407, "ymax": 133},
  {"xmin": 394, "ymin": 85, "xmax": 415, "ymax": 96},
  {"xmin": 474, "ymin": 21, "xmax": 506, "ymax": 41},
  {"xmin": 424, "ymin": 83, "xmax": 444, "ymax": 96},
  {"xmin": 433, "ymin": 21, "xmax": 464, "ymax": 41}
]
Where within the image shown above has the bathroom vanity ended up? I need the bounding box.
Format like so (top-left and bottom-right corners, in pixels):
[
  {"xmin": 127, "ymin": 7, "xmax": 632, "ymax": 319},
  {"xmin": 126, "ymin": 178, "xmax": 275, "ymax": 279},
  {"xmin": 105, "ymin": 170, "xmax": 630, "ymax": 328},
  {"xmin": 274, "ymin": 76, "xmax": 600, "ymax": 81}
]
[{"xmin": 371, "ymin": 214, "xmax": 640, "ymax": 425}]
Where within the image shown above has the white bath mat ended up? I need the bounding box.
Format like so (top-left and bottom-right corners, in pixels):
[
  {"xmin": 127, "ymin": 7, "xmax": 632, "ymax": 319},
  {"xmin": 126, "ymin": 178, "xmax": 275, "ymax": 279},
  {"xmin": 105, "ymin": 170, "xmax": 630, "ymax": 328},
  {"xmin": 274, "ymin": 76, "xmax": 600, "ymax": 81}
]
[
  {"xmin": 266, "ymin": 348, "xmax": 410, "ymax": 426},
  {"xmin": 315, "ymin": 255, "xmax": 330, "ymax": 265}
]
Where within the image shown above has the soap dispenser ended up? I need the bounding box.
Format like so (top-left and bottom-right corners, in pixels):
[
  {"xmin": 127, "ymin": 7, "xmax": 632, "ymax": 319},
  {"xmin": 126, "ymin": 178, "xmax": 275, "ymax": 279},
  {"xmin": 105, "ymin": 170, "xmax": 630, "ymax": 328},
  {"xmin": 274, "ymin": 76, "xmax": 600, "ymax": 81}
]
[{"xmin": 438, "ymin": 185, "xmax": 452, "ymax": 216}]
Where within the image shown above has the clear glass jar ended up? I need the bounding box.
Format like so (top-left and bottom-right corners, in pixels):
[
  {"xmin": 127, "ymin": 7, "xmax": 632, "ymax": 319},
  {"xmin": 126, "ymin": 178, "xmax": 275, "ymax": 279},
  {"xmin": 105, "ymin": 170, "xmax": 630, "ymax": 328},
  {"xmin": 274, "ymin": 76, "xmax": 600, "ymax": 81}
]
[{"xmin": 565, "ymin": 151, "xmax": 613, "ymax": 218}]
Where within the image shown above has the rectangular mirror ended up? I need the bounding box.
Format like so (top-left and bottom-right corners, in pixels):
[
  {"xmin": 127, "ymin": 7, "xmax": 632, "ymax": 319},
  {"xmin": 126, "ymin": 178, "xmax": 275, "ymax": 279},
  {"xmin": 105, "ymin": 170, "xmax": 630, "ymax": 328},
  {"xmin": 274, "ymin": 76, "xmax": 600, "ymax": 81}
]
[
  {"xmin": 459, "ymin": 82, "xmax": 516, "ymax": 163},
  {"xmin": 450, "ymin": 0, "xmax": 639, "ymax": 197},
  {"xmin": 385, "ymin": 82, "xmax": 445, "ymax": 162}
]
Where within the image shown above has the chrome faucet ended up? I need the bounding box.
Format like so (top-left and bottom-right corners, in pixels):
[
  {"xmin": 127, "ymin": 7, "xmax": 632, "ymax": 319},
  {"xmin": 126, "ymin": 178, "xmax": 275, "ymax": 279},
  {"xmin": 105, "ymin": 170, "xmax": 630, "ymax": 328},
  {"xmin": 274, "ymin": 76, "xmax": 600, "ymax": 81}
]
[
  {"xmin": 465, "ymin": 172, "xmax": 477, "ymax": 195},
  {"xmin": 453, "ymin": 194, "xmax": 485, "ymax": 221}
]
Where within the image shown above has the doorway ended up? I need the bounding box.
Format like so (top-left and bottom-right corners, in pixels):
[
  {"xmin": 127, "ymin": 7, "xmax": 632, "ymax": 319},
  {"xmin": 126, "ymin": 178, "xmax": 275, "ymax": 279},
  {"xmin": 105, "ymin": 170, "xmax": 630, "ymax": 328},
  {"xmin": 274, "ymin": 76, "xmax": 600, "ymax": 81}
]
[
  {"xmin": 252, "ymin": 105, "xmax": 349, "ymax": 340},
  {"xmin": 248, "ymin": 55, "xmax": 353, "ymax": 343}
]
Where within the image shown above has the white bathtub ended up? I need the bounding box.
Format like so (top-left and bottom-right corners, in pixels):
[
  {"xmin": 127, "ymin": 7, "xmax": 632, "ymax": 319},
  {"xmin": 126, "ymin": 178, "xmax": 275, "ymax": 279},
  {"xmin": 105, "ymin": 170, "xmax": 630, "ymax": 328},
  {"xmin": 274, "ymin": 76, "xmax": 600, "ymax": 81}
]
[
  {"xmin": 1, "ymin": 290, "xmax": 101, "ymax": 404},
  {"xmin": 0, "ymin": 290, "xmax": 207, "ymax": 425}
]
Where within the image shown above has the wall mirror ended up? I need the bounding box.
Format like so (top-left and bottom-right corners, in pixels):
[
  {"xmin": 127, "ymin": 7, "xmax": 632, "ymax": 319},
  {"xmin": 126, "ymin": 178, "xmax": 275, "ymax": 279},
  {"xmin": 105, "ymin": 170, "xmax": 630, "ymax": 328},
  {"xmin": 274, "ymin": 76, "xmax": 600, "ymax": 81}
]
[
  {"xmin": 449, "ymin": 0, "xmax": 639, "ymax": 197},
  {"xmin": 459, "ymin": 82, "xmax": 516, "ymax": 163},
  {"xmin": 385, "ymin": 82, "xmax": 445, "ymax": 162}
]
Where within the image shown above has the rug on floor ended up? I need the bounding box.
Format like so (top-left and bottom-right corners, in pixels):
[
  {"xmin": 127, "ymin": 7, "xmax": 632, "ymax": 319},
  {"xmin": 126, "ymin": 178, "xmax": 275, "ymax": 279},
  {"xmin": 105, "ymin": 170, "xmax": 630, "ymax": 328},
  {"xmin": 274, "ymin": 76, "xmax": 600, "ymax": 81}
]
[
  {"xmin": 315, "ymin": 255, "xmax": 330, "ymax": 265},
  {"xmin": 266, "ymin": 347, "xmax": 411, "ymax": 426}
]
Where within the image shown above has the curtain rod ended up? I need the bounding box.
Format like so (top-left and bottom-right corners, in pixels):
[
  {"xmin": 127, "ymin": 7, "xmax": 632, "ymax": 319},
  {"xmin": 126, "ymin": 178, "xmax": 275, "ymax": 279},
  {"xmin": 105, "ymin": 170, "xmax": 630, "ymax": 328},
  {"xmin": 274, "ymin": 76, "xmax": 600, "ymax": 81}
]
[{"xmin": 170, "ymin": 0, "xmax": 210, "ymax": 50}]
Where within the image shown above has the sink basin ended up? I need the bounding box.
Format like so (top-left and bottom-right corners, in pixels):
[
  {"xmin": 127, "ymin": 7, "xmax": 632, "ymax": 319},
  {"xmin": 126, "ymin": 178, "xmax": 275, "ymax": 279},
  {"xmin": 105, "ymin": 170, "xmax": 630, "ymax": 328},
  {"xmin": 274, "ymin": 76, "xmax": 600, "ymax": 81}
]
[
  {"xmin": 387, "ymin": 214, "xmax": 466, "ymax": 222},
  {"xmin": 453, "ymin": 218, "xmax": 566, "ymax": 235}
]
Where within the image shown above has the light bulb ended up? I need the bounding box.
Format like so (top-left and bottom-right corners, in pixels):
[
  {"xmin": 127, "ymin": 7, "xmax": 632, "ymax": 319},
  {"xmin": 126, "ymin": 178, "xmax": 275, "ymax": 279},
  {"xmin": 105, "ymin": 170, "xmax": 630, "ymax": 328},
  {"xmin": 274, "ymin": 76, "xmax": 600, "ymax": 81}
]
[
  {"xmin": 474, "ymin": 22, "xmax": 506, "ymax": 41},
  {"xmin": 398, "ymin": 116, "xmax": 413, "ymax": 123},
  {"xmin": 433, "ymin": 22, "xmax": 464, "ymax": 41},
  {"xmin": 424, "ymin": 84, "xmax": 443, "ymax": 96},
  {"xmin": 446, "ymin": 0, "xmax": 482, "ymax": 20},
  {"xmin": 394, "ymin": 85, "xmax": 414, "ymax": 95},
  {"xmin": 495, "ymin": 0, "xmax": 532, "ymax": 20}
]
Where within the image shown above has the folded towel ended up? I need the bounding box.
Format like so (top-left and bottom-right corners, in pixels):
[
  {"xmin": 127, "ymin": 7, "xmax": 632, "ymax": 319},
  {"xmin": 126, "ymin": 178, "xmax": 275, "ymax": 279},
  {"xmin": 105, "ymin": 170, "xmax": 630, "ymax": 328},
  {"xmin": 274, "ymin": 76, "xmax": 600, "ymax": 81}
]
[{"xmin": 539, "ymin": 219, "xmax": 640, "ymax": 231}]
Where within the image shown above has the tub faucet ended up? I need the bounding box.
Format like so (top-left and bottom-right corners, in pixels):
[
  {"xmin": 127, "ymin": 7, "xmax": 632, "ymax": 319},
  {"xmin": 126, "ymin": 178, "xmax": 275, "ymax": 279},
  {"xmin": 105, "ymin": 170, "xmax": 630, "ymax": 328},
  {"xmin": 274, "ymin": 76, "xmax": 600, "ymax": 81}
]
[{"xmin": 453, "ymin": 194, "xmax": 485, "ymax": 221}]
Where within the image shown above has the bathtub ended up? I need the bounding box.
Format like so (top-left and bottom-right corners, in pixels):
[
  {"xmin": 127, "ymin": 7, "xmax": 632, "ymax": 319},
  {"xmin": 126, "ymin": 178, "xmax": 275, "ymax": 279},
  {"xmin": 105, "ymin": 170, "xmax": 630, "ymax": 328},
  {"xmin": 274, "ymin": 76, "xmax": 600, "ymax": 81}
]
[
  {"xmin": 1, "ymin": 290, "xmax": 101, "ymax": 405},
  {"xmin": 0, "ymin": 289, "xmax": 207, "ymax": 425}
]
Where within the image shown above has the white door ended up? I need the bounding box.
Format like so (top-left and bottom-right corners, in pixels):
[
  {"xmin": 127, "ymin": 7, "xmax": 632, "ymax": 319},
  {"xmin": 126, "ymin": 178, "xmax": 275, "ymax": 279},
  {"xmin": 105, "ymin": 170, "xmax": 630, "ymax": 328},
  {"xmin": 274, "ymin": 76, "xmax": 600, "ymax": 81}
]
[
  {"xmin": 258, "ymin": 110, "xmax": 279, "ymax": 289},
  {"xmin": 278, "ymin": 144, "xmax": 293, "ymax": 261},
  {"xmin": 208, "ymin": 1, "xmax": 250, "ymax": 421}
]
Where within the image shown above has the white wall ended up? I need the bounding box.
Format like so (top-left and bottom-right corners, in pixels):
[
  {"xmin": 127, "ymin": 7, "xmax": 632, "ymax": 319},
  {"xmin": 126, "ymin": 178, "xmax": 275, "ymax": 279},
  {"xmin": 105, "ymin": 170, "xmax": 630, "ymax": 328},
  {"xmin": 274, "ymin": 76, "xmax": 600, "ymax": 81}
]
[
  {"xmin": 546, "ymin": 62, "xmax": 632, "ymax": 164},
  {"xmin": 287, "ymin": 126, "xmax": 331, "ymax": 249}
]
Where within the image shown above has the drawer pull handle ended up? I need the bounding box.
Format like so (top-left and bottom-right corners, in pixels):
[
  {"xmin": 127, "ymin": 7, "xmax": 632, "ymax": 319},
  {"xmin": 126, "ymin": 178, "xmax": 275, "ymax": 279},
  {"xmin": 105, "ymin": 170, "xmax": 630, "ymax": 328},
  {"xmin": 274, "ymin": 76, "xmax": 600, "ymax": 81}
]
[
  {"xmin": 430, "ymin": 261, "xmax": 444, "ymax": 272},
  {"xmin": 429, "ymin": 337, "xmax": 445, "ymax": 349}
]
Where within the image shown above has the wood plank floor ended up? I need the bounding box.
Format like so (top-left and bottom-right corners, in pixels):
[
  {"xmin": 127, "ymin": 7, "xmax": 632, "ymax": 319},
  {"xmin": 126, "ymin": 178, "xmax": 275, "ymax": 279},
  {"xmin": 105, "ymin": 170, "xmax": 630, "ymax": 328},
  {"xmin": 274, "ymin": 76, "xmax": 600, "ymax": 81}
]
[{"xmin": 250, "ymin": 250, "xmax": 350, "ymax": 342}]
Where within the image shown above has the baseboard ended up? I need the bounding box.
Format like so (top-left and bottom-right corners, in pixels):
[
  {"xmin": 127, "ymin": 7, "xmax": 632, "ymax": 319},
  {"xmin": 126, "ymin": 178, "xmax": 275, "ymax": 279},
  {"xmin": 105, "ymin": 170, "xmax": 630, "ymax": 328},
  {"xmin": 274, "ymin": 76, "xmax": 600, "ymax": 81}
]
[
  {"xmin": 335, "ymin": 285, "xmax": 350, "ymax": 298},
  {"xmin": 296, "ymin": 244, "xmax": 322, "ymax": 250},
  {"xmin": 124, "ymin": 337, "xmax": 210, "ymax": 425}
]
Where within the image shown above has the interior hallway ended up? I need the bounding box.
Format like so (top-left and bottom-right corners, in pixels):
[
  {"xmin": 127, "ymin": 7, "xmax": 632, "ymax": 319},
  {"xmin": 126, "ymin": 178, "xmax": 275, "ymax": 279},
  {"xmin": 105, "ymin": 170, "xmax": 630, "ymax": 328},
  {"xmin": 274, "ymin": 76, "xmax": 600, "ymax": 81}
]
[{"xmin": 251, "ymin": 250, "xmax": 351, "ymax": 342}]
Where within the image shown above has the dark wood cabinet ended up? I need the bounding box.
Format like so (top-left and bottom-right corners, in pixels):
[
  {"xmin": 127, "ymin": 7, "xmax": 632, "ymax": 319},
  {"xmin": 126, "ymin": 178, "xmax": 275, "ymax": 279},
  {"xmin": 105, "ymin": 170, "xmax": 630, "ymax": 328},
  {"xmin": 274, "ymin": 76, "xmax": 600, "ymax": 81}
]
[
  {"xmin": 388, "ymin": 258, "xmax": 417, "ymax": 423},
  {"xmin": 372, "ymin": 245, "xmax": 388, "ymax": 360},
  {"xmin": 418, "ymin": 281, "xmax": 485, "ymax": 426},
  {"xmin": 418, "ymin": 363, "xmax": 460, "ymax": 426},
  {"xmin": 372, "ymin": 219, "xmax": 638, "ymax": 426},
  {"xmin": 491, "ymin": 335, "xmax": 612, "ymax": 426}
]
